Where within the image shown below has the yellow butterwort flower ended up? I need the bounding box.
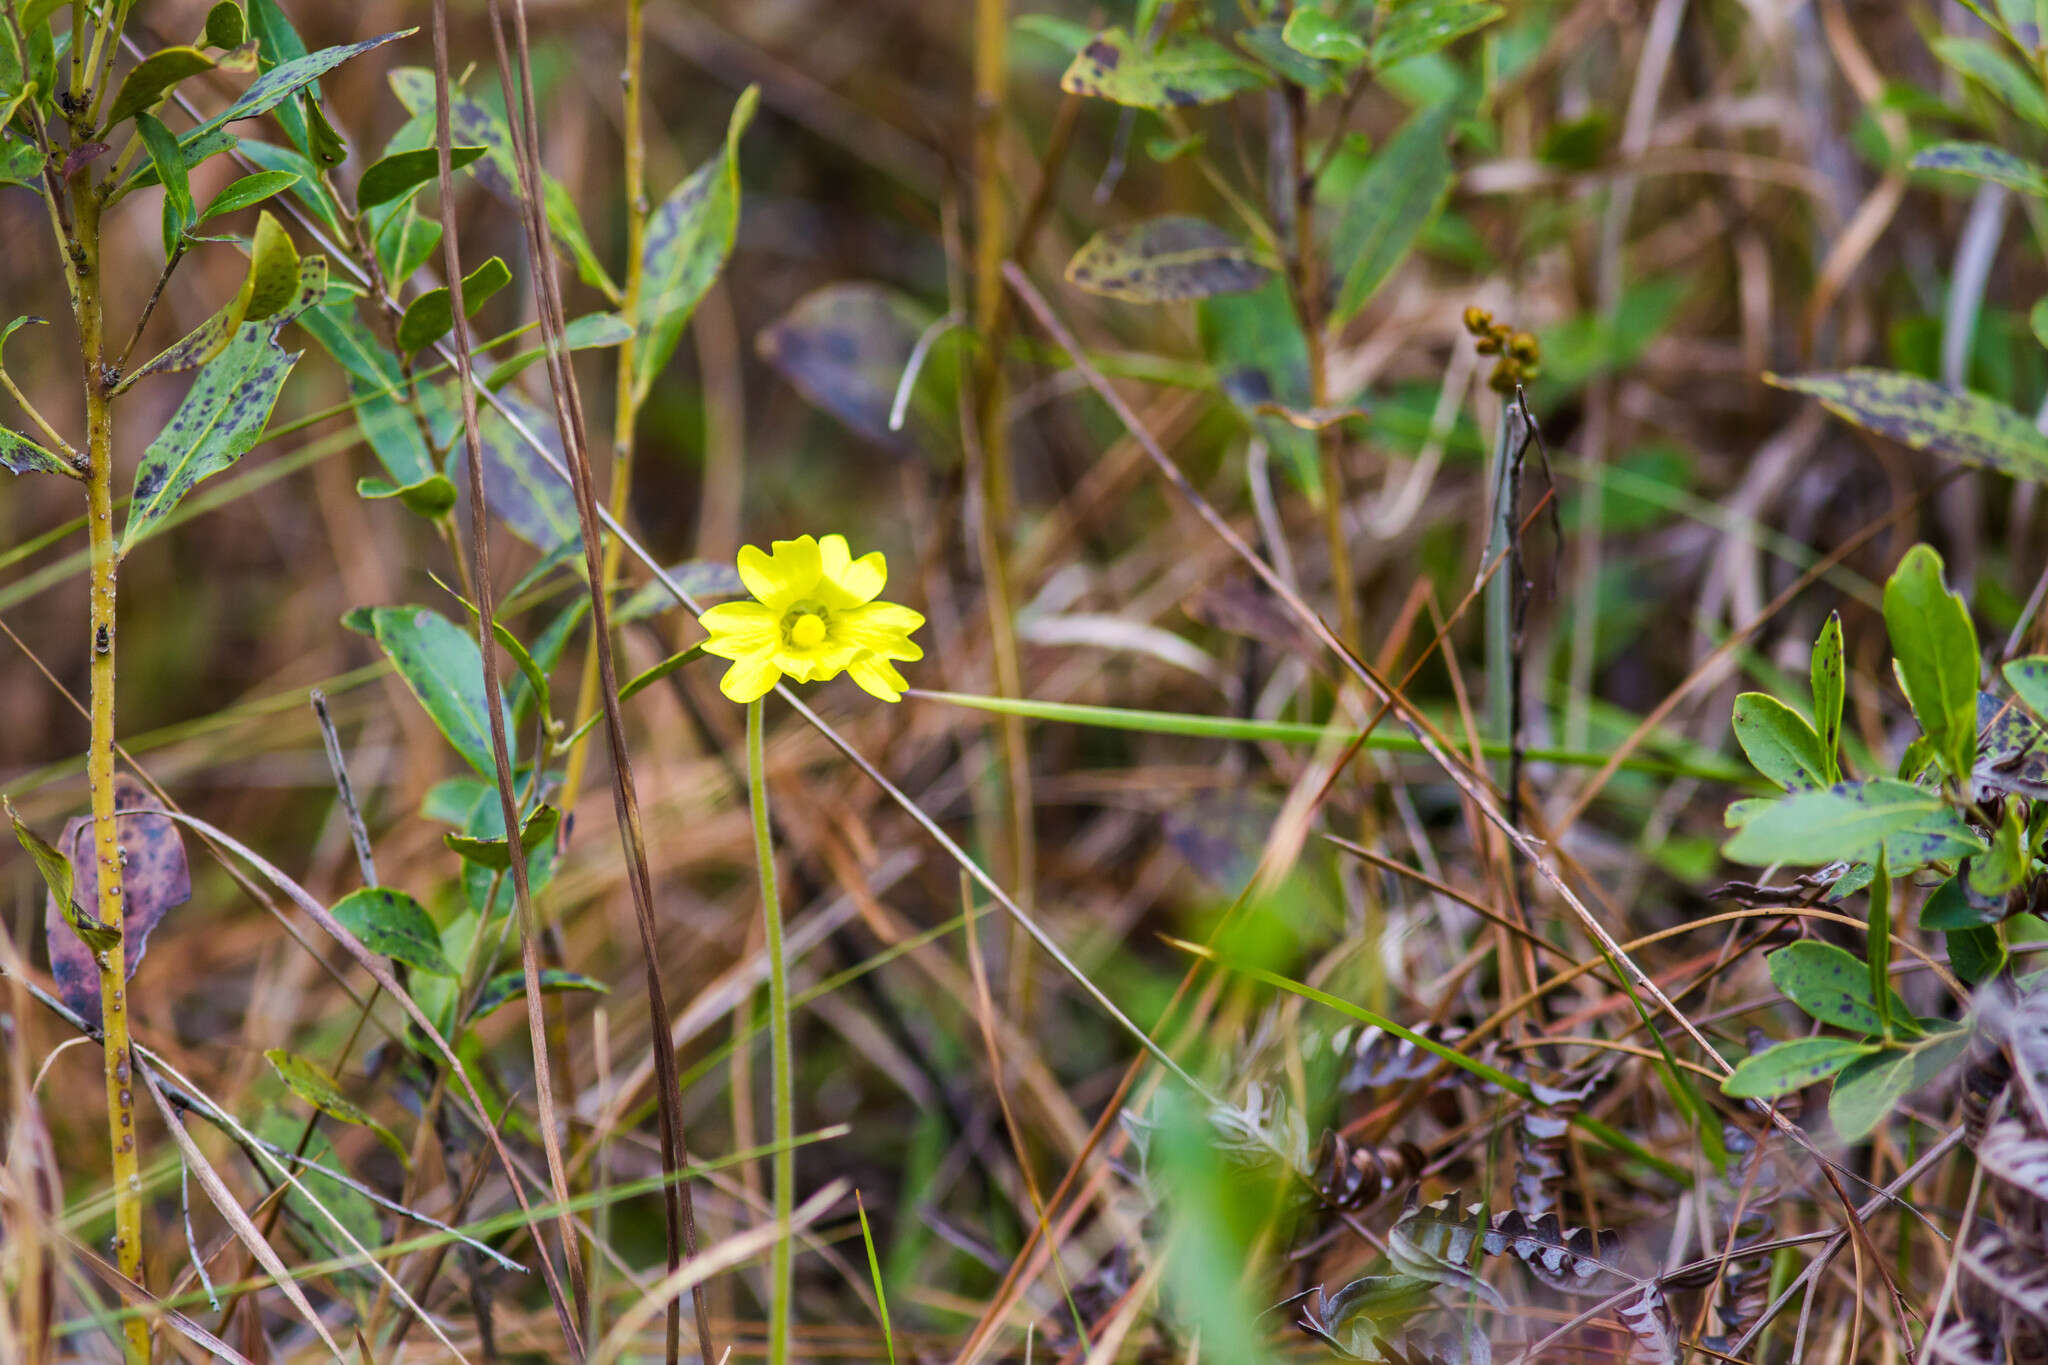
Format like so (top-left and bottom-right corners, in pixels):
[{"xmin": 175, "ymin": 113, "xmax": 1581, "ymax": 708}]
[{"xmin": 698, "ymin": 534, "xmax": 924, "ymax": 704}]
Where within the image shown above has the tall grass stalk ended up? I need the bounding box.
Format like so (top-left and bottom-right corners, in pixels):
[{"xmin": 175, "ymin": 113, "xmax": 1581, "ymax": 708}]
[{"xmin": 747, "ymin": 696, "xmax": 796, "ymax": 1365}]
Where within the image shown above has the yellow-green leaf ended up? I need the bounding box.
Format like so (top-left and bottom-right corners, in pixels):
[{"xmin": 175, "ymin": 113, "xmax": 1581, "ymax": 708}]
[
  {"xmin": 1060, "ymin": 28, "xmax": 1272, "ymax": 109},
  {"xmin": 1768, "ymin": 368, "xmax": 2048, "ymax": 483},
  {"xmin": 264, "ymin": 1048, "xmax": 409, "ymax": 1163},
  {"xmin": 1065, "ymin": 215, "xmax": 1270, "ymax": 303}
]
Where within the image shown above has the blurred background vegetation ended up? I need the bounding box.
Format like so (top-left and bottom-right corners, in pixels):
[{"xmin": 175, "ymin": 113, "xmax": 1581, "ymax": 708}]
[{"xmin": 8, "ymin": 0, "xmax": 2048, "ymax": 1360}]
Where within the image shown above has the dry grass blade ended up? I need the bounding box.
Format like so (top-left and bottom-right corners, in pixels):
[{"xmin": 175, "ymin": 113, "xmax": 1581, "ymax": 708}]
[
  {"xmin": 427, "ymin": 1, "xmax": 589, "ymax": 1353},
  {"xmin": 135, "ymin": 1069, "xmax": 344, "ymax": 1360}
]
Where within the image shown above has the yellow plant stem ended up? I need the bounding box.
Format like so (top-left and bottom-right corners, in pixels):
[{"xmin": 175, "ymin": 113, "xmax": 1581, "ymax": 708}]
[
  {"xmin": 747, "ymin": 698, "xmax": 795, "ymax": 1365},
  {"xmin": 75, "ymin": 176, "xmax": 148, "ymax": 1364}
]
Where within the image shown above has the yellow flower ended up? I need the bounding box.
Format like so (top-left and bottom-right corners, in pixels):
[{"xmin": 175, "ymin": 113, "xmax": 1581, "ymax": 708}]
[{"xmin": 698, "ymin": 534, "xmax": 924, "ymax": 704}]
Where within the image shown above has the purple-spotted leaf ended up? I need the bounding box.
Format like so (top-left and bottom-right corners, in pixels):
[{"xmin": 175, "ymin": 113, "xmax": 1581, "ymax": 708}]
[
  {"xmin": 384, "ymin": 65, "xmax": 617, "ymax": 300},
  {"xmin": 330, "ymin": 887, "xmax": 456, "ymax": 977},
  {"xmin": 1720, "ymin": 1037, "xmax": 1878, "ymax": 1099},
  {"xmin": 1065, "ymin": 216, "xmax": 1270, "ymax": 303},
  {"xmin": 1767, "ymin": 941, "xmax": 1912, "ymax": 1036},
  {"xmin": 1059, "ymin": 28, "xmax": 1272, "ymax": 109},
  {"xmin": 757, "ymin": 283, "xmax": 952, "ymax": 456},
  {"xmin": 123, "ymin": 255, "xmax": 324, "ymax": 551},
  {"xmin": 38, "ymin": 777, "xmax": 192, "ymax": 1024},
  {"xmin": 1768, "ymin": 369, "xmax": 2048, "ymax": 482},
  {"xmin": 1911, "ymin": 140, "xmax": 2048, "ymax": 197},
  {"xmin": 631, "ymin": 87, "xmax": 755, "ymax": 404},
  {"xmin": 0, "ymin": 426, "xmax": 72, "ymax": 477},
  {"xmin": 1722, "ymin": 778, "xmax": 1982, "ymax": 869}
]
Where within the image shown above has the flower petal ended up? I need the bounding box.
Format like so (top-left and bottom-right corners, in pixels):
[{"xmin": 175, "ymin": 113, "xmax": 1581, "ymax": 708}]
[
  {"xmin": 737, "ymin": 536, "xmax": 820, "ymax": 609},
  {"xmin": 818, "ymin": 534, "xmax": 852, "ymax": 580},
  {"xmin": 816, "ymin": 541, "xmax": 887, "ymax": 607},
  {"xmin": 718, "ymin": 653, "xmax": 782, "ymax": 703},
  {"xmin": 847, "ymin": 654, "xmax": 908, "ymax": 702},
  {"xmin": 698, "ymin": 600, "xmax": 778, "ymax": 658},
  {"xmin": 835, "ymin": 600, "xmax": 925, "ymax": 659},
  {"xmin": 776, "ymin": 640, "xmax": 859, "ymax": 682}
]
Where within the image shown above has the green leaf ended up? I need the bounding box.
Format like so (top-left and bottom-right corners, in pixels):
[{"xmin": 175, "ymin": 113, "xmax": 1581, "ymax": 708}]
[
  {"xmin": 197, "ymin": 169, "xmax": 300, "ymax": 222},
  {"xmin": 1869, "ymin": 847, "xmax": 1895, "ymax": 1037},
  {"xmin": 251, "ymin": 1109, "xmax": 380, "ymax": 1281},
  {"xmin": 103, "ymin": 46, "xmax": 217, "ymax": 129},
  {"xmin": 355, "ymin": 144, "xmax": 485, "ymax": 211},
  {"xmin": 0, "ymin": 139, "xmax": 42, "ymax": 191},
  {"xmin": 468, "ymin": 967, "xmax": 609, "ymax": 1024},
  {"xmin": 632, "ymin": 86, "xmax": 755, "ymax": 404},
  {"xmin": 1768, "ymin": 940, "xmax": 1911, "ymax": 1038},
  {"xmin": 192, "ymin": 31, "xmax": 411, "ymax": 142},
  {"xmin": 484, "ymin": 311, "xmax": 633, "ymax": 388},
  {"xmin": 205, "ymin": 2, "xmax": 248, "ymax": 50},
  {"xmin": 1721, "ymin": 1036, "xmax": 1878, "ymax": 1099},
  {"xmin": 1721, "ymin": 779, "xmax": 1984, "ymax": 868},
  {"xmin": 1236, "ymin": 24, "xmax": 1341, "ymax": 94},
  {"xmin": 1065, "ymin": 216, "xmax": 1270, "ymax": 303},
  {"xmin": 443, "ymin": 803, "xmax": 560, "ymax": 871},
  {"xmin": 135, "ymin": 112, "xmax": 192, "ymax": 247},
  {"xmin": 395, "ymin": 255, "xmax": 510, "ymax": 354},
  {"xmin": 1371, "ymin": 1, "xmax": 1503, "ymax": 68},
  {"xmin": 121, "ymin": 255, "xmax": 324, "ymax": 551},
  {"xmin": 264, "ymin": 1048, "xmax": 408, "ymax": 1163},
  {"xmin": 1812, "ymin": 612, "xmax": 1845, "ymax": 784},
  {"xmin": 1059, "ymin": 28, "xmax": 1273, "ymax": 109},
  {"xmin": 1883, "ymin": 544, "xmax": 1980, "ymax": 782},
  {"xmin": 1767, "ymin": 369, "xmax": 2048, "ymax": 483},
  {"xmin": 244, "ymin": 0, "xmax": 311, "ymax": 154},
  {"xmin": 1731, "ymin": 692, "xmax": 1830, "ymax": 791},
  {"xmin": 1931, "ymin": 35, "xmax": 2048, "ymax": 131},
  {"xmin": 330, "ymin": 886, "xmax": 456, "ymax": 977},
  {"xmin": 384, "ymin": 67, "xmax": 620, "ymax": 301},
  {"xmin": 6, "ymin": 798, "xmax": 116, "ymax": 953},
  {"xmin": 1922, "ymin": 874, "xmax": 2003, "ymax": 931},
  {"xmin": 619, "ymin": 645, "xmax": 705, "ymax": 704},
  {"xmin": 299, "ymin": 87, "xmax": 346, "ymax": 168},
  {"xmin": 1282, "ymin": 9, "xmax": 1368, "ymax": 64},
  {"xmin": 231, "ymin": 140, "xmax": 342, "ymax": 235},
  {"xmin": 341, "ymin": 605, "xmax": 509, "ymax": 779},
  {"xmin": 1913, "ymin": 141, "xmax": 2048, "ymax": 197},
  {"xmin": 1330, "ymin": 100, "xmax": 1457, "ymax": 324},
  {"xmin": 2035, "ymin": 297, "xmax": 2048, "ymax": 354},
  {"xmin": 1970, "ymin": 798, "xmax": 2029, "ymax": 898},
  {"xmin": 1199, "ymin": 279, "xmax": 1319, "ymax": 493},
  {"xmin": 374, "ymin": 202, "xmax": 441, "ymax": 287},
  {"xmin": 1828, "ymin": 1049, "xmax": 1915, "ymax": 1141},
  {"xmin": 1947, "ymin": 924, "xmax": 2005, "ymax": 986},
  {"xmin": 356, "ymin": 473, "xmax": 457, "ymax": 519}
]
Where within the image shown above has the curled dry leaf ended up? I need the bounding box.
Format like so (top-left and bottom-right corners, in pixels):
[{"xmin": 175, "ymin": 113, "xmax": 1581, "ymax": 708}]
[{"xmin": 41, "ymin": 776, "xmax": 191, "ymax": 1025}]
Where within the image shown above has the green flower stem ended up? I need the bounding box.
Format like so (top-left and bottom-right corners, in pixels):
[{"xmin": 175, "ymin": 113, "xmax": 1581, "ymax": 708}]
[{"xmin": 747, "ymin": 696, "xmax": 795, "ymax": 1365}]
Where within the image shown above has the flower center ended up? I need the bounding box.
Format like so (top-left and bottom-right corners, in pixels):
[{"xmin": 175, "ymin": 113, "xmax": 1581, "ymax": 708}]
[{"xmin": 788, "ymin": 612, "xmax": 828, "ymax": 650}]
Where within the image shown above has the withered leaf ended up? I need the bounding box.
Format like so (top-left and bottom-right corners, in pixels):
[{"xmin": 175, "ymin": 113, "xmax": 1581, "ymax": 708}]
[{"xmin": 41, "ymin": 777, "xmax": 191, "ymax": 1025}]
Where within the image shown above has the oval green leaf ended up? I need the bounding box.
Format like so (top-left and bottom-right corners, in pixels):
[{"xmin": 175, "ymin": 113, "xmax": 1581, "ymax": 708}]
[{"xmin": 330, "ymin": 886, "xmax": 456, "ymax": 978}]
